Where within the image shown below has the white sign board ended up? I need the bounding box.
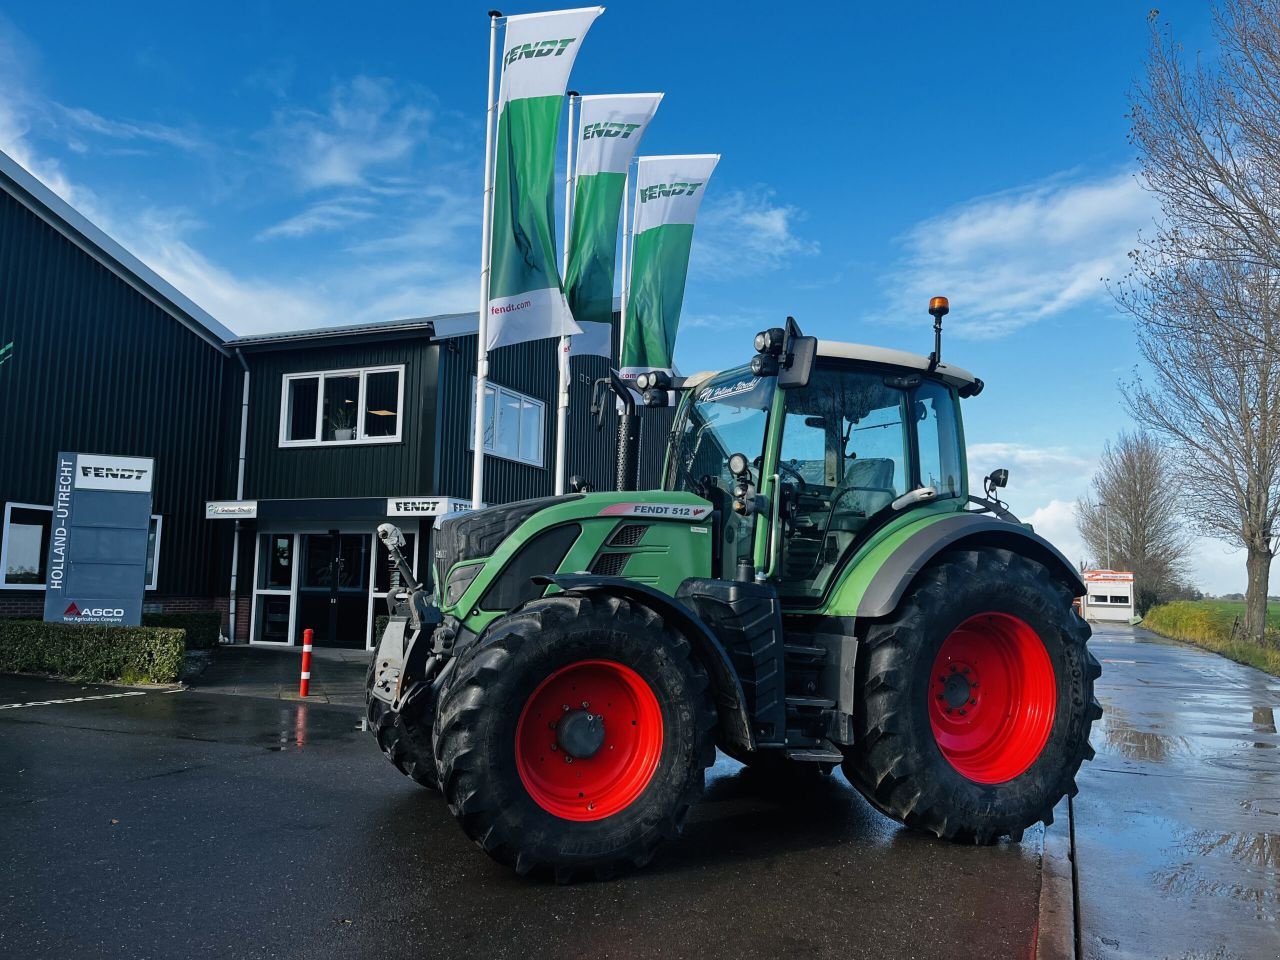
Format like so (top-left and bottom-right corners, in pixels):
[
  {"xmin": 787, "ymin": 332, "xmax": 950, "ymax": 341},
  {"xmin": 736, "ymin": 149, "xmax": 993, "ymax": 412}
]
[
  {"xmin": 386, "ymin": 497, "xmax": 476, "ymax": 518},
  {"xmin": 206, "ymin": 500, "xmax": 258, "ymax": 519},
  {"xmin": 74, "ymin": 453, "xmax": 154, "ymax": 493}
]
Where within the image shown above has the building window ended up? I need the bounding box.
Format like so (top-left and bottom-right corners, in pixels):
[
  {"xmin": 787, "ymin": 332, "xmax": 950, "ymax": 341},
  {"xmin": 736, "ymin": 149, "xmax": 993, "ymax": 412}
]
[
  {"xmin": 469, "ymin": 378, "xmax": 546, "ymax": 467},
  {"xmin": 1, "ymin": 503, "xmax": 51, "ymax": 587},
  {"xmin": 1, "ymin": 504, "xmax": 162, "ymax": 591},
  {"xmin": 279, "ymin": 365, "xmax": 404, "ymax": 447}
]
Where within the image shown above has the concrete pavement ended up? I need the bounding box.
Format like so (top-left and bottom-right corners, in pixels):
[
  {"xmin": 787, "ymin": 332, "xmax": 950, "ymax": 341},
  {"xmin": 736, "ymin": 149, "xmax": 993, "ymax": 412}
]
[{"xmin": 190, "ymin": 644, "xmax": 371, "ymax": 707}]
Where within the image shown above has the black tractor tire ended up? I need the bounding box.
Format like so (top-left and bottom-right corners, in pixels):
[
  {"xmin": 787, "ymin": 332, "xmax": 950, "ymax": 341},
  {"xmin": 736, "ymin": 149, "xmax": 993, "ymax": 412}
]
[
  {"xmin": 433, "ymin": 592, "xmax": 717, "ymax": 880},
  {"xmin": 365, "ymin": 657, "xmax": 440, "ymax": 792},
  {"xmin": 842, "ymin": 548, "xmax": 1101, "ymax": 844}
]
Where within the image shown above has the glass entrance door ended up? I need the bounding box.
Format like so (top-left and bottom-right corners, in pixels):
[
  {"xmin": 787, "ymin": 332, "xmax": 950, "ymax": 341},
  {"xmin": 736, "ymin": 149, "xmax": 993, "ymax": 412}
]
[
  {"xmin": 253, "ymin": 534, "xmax": 296, "ymax": 644},
  {"xmin": 296, "ymin": 532, "xmax": 372, "ymax": 648}
]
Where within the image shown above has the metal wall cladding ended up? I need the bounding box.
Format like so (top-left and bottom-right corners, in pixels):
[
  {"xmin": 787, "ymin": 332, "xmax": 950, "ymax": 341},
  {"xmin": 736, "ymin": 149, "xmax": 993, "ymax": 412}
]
[
  {"xmin": 0, "ymin": 188, "xmax": 236, "ymax": 597},
  {"xmin": 435, "ymin": 331, "xmax": 672, "ymax": 504},
  {"xmin": 435, "ymin": 334, "xmax": 558, "ymax": 503},
  {"xmin": 239, "ymin": 336, "xmax": 438, "ymax": 500}
]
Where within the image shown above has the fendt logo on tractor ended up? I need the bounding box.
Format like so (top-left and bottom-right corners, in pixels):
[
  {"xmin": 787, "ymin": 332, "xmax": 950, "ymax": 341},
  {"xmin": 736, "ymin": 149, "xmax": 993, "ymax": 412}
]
[
  {"xmin": 365, "ymin": 302, "xmax": 1101, "ymax": 881},
  {"xmin": 503, "ymin": 38, "xmax": 575, "ymax": 68}
]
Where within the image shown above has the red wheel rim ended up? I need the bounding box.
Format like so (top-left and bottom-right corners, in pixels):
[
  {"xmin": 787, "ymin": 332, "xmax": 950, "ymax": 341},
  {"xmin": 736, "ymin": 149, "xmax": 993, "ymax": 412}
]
[
  {"xmin": 929, "ymin": 612, "xmax": 1056, "ymax": 784},
  {"xmin": 515, "ymin": 660, "xmax": 663, "ymax": 821}
]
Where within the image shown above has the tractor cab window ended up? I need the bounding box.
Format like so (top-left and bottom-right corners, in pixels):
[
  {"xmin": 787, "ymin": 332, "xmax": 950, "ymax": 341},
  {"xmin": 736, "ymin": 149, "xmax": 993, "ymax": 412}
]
[
  {"xmin": 775, "ymin": 367, "xmax": 912, "ymax": 600},
  {"xmin": 666, "ymin": 372, "xmax": 775, "ymax": 579},
  {"xmin": 914, "ymin": 380, "xmax": 964, "ymax": 499}
]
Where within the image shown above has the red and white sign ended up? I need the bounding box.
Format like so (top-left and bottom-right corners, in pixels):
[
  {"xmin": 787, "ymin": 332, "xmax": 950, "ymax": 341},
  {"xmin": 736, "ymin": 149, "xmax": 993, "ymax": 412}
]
[{"xmin": 1083, "ymin": 570, "xmax": 1134, "ymax": 583}]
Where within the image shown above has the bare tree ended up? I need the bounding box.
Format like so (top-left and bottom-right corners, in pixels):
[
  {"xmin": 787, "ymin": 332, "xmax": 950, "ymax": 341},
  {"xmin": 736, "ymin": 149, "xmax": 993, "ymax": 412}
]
[
  {"xmin": 1076, "ymin": 433, "xmax": 1193, "ymax": 612},
  {"xmin": 1115, "ymin": 2, "xmax": 1280, "ymax": 640}
]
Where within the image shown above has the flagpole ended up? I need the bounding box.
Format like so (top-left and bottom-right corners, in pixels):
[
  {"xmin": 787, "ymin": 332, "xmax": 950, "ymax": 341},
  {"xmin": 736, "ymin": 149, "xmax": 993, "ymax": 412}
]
[
  {"xmin": 471, "ymin": 10, "xmax": 502, "ymax": 509},
  {"xmin": 619, "ymin": 163, "xmax": 631, "ymax": 365},
  {"xmin": 553, "ymin": 91, "xmax": 578, "ymax": 496}
]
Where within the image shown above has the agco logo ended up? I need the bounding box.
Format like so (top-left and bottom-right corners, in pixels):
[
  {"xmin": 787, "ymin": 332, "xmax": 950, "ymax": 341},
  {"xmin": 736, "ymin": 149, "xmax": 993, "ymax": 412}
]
[
  {"xmin": 64, "ymin": 602, "xmax": 124, "ymax": 618},
  {"xmin": 504, "ymin": 37, "xmax": 576, "ymax": 69},
  {"xmin": 639, "ymin": 182, "xmax": 703, "ymax": 203},
  {"xmin": 582, "ymin": 121, "xmax": 641, "ymax": 141}
]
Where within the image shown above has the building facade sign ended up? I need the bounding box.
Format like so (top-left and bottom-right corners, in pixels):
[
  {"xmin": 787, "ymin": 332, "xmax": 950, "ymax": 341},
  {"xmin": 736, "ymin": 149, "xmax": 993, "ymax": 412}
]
[
  {"xmin": 386, "ymin": 497, "xmax": 475, "ymax": 517},
  {"xmin": 43, "ymin": 452, "xmax": 154, "ymax": 626},
  {"xmin": 206, "ymin": 500, "xmax": 258, "ymax": 519}
]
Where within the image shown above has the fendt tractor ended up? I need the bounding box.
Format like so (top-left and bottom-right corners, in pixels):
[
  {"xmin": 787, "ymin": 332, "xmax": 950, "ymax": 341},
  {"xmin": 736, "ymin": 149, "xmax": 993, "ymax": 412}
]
[{"xmin": 366, "ymin": 298, "xmax": 1101, "ymax": 879}]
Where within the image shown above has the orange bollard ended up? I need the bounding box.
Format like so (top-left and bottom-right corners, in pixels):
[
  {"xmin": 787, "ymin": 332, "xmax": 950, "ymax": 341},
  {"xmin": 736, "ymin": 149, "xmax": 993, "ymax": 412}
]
[{"xmin": 299, "ymin": 628, "xmax": 313, "ymax": 697}]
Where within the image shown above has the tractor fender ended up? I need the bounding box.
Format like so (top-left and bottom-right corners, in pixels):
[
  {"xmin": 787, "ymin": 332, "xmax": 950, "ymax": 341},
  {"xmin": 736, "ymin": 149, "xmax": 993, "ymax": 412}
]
[
  {"xmin": 856, "ymin": 513, "xmax": 1086, "ymax": 620},
  {"xmin": 532, "ymin": 574, "xmax": 755, "ymax": 753}
]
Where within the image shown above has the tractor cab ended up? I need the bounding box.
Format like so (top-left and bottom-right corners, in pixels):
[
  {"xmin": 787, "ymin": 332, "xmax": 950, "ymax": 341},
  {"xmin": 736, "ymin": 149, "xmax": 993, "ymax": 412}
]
[{"xmin": 665, "ymin": 342, "xmax": 978, "ymax": 602}]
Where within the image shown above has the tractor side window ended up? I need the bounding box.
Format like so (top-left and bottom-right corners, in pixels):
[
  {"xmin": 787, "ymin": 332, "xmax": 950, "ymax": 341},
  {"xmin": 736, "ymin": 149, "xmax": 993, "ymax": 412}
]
[
  {"xmin": 914, "ymin": 382, "xmax": 963, "ymax": 500},
  {"xmin": 776, "ymin": 368, "xmax": 909, "ymax": 601}
]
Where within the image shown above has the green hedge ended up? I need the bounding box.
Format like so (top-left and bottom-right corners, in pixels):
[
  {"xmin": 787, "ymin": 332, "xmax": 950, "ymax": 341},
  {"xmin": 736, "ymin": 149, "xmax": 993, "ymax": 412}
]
[
  {"xmin": 1144, "ymin": 600, "xmax": 1280, "ymax": 676},
  {"xmin": 0, "ymin": 620, "xmax": 186, "ymax": 683},
  {"xmin": 142, "ymin": 611, "xmax": 221, "ymax": 649}
]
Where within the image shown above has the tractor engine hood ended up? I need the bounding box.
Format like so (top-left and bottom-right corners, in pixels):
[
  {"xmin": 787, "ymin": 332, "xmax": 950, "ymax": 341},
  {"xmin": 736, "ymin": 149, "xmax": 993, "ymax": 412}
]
[
  {"xmin": 430, "ymin": 492, "xmax": 716, "ymax": 606},
  {"xmin": 432, "ymin": 495, "xmax": 581, "ymax": 598}
]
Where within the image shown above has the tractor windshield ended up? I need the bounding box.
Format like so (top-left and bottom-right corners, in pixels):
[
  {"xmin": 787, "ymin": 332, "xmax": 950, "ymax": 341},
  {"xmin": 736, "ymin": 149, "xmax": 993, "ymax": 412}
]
[{"xmin": 665, "ymin": 371, "xmax": 775, "ymax": 578}]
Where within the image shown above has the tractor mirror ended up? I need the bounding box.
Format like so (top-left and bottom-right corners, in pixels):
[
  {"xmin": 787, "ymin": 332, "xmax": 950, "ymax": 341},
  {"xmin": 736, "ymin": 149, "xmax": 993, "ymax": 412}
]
[{"xmin": 778, "ymin": 335, "xmax": 816, "ymax": 389}]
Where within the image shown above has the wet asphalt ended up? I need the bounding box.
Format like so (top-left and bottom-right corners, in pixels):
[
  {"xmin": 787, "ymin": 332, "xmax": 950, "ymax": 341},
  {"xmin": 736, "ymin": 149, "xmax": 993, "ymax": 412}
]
[
  {"xmin": 1076, "ymin": 624, "xmax": 1280, "ymax": 960},
  {"xmin": 3, "ymin": 623, "xmax": 1277, "ymax": 960},
  {"xmin": 0, "ymin": 673, "xmax": 1043, "ymax": 960}
]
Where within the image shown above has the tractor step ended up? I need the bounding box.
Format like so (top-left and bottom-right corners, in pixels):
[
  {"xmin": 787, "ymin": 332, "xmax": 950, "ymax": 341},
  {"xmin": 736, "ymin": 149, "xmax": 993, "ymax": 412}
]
[
  {"xmin": 786, "ymin": 747, "xmax": 844, "ymax": 763},
  {"xmin": 785, "ymin": 695, "xmax": 837, "ymax": 709},
  {"xmin": 783, "ymin": 643, "xmax": 827, "ymax": 659}
]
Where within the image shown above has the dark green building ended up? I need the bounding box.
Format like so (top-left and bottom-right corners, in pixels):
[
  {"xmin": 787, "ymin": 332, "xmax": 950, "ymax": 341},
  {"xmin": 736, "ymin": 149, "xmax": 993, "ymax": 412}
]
[{"xmin": 0, "ymin": 148, "xmax": 653, "ymax": 648}]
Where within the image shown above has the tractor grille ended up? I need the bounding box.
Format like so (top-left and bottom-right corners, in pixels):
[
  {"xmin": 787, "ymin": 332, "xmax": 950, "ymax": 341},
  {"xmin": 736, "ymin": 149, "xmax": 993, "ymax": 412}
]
[
  {"xmin": 432, "ymin": 495, "xmax": 580, "ymax": 593},
  {"xmin": 591, "ymin": 552, "xmax": 630, "ymax": 576},
  {"xmin": 607, "ymin": 523, "xmax": 648, "ymax": 546}
]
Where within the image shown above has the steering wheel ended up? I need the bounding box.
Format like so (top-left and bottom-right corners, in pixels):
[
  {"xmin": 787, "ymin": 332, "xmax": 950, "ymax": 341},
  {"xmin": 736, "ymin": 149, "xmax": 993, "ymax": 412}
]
[{"xmin": 777, "ymin": 459, "xmax": 808, "ymax": 490}]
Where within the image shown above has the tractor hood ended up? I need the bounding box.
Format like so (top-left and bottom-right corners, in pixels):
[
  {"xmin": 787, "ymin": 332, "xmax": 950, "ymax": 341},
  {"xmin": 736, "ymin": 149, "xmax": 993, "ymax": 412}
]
[{"xmin": 431, "ymin": 491, "xmax": 715, "ymax": 603}]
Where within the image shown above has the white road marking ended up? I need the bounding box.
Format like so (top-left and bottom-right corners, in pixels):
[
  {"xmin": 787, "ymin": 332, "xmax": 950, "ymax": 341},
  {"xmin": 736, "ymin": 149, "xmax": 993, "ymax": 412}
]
[
  {"xmin": 0, "ymin": 691, "xmax": 148, "ymax": 710},
  {"xmin": 1102, "ymin": 659, "xmax": 1137, "ymax": 664}
]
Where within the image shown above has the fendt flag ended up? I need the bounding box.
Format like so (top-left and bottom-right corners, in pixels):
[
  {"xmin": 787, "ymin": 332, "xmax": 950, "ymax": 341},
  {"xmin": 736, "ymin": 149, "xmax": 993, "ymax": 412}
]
[
  {"xmin": 564, "ymin": 93, "xmax": 663, "ymax": 357},
  {"xmin": 621, "ymin": 153, "xmax": 719, "ymax": 375},
  {"xmin": 486, "ymin": 6, "xmax": 604, "ymax": 351}
]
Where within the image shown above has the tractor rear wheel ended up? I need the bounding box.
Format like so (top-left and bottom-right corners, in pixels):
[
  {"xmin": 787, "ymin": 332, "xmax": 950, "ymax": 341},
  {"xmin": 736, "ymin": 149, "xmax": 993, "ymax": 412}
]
[
  {"xmin": 842, "ymin": 548, "xmax": 1101, "ymax": 844},
  {"xmin": 433, "ymin": 593, "xmax": 717, "ymax": 880},
  {"xmin": 365, "ymin": 657, "xmax": 440, "ymax": 792}
]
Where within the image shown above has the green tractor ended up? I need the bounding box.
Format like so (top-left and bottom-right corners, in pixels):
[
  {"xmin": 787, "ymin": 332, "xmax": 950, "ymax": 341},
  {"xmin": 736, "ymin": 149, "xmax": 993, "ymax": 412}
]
[{"xmin": 367, "ymin": 300, "xmax": 1101, "ymax": 879}]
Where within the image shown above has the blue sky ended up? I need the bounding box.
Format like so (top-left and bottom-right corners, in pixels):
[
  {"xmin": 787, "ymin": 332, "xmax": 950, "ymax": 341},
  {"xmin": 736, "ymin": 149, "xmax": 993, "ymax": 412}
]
[{"xmin": 2, "ymin": 1, "xmax": 1265, "ymax": 593}]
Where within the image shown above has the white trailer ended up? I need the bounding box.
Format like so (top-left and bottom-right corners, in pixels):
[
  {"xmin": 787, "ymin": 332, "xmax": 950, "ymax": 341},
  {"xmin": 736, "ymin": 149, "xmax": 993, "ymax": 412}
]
[{"xmin": 1081, "ymin": 570, "xmax": 1136, "ymax": 622}]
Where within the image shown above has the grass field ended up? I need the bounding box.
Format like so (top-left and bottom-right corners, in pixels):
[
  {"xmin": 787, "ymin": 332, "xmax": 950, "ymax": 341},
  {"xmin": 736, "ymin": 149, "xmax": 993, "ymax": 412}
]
[{"xmin": 1143, "ymin": 600, "xmax": 1280, "ymax": 675}]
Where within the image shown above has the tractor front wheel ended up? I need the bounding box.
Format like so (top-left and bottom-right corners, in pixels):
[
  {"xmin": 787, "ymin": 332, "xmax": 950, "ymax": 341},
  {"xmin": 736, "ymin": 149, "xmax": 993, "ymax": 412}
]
[
  {"xmin": 842, "ymin": 548, "xmax": 1101, "ymax": 844},
  {"xmin": 433, "ymin": 593, "xmax": 716, "ymax": 879}
]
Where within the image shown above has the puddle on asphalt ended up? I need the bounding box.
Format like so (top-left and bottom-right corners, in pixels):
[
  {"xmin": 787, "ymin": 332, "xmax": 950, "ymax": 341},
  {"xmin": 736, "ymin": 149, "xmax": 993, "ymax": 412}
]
[{"xmin": 1151, "ymin": 818, "xmax": 1280, "ymax": 921}]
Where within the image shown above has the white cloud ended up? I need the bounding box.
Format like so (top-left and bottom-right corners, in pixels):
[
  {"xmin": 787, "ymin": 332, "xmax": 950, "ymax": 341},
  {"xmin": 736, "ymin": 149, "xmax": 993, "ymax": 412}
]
[
  {"xmin": 692, "ymin": 187, "xmax": 818, "ymax": 279},
  {"xmin": 55, "ymin": 105, "xmax": 207, "ymax": 153},
  {"xmin": 1023, "ymin": 499, "xmax": 1087, "ymax": 569},
  {"xmin": 256, "ymin": 197, "xmax": 377, "ymax": 240},
  {"xmin": 265, "ymin": 75, "xmax": 432, "ymax": 190},
  {"xmin": 883, "ymin": 171, "xmax": 1157, "ymax": 338}
]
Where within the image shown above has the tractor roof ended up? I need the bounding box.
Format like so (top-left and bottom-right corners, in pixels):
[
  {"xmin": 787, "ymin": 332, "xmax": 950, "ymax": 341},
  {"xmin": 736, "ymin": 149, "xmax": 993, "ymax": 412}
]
[
  {"xmin": 815, "ymin": 340, "xmax": 979, "ymax": 391},
  {"xmin": 684, "ymin": 341, "xmax": 980, "ymax": 393}
]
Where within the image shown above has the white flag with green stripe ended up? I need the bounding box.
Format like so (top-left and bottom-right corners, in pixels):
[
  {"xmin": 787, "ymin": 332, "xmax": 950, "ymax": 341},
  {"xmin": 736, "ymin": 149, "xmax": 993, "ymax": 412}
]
[
  {"xmin": 621, "ymin": 153, "xmax": 719, "ymax": 372},
  {"xmin": 486, "ymin": 6, "xmax": 603, "ymax": 351},
  {"xmin": 564, "ymin": 93, "xmax": 663, "ymax": 357}
]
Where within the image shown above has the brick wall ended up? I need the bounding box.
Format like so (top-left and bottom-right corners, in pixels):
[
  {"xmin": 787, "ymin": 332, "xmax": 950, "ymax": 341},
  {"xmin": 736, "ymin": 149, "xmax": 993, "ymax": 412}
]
[
  {"xmin": 3, "ymin": 593, "xmax": 218, "ymax": 620},
  {"xmin": 0, "ymin": 592, "xmax": 42, "ymax": 618}
]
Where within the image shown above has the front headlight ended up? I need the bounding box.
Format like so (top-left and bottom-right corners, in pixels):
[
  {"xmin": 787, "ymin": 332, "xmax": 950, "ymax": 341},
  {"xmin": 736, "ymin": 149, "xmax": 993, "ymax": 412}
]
[{"xmin": 444, "ymin": 562, "xmax": 484, "ymax": 606}]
